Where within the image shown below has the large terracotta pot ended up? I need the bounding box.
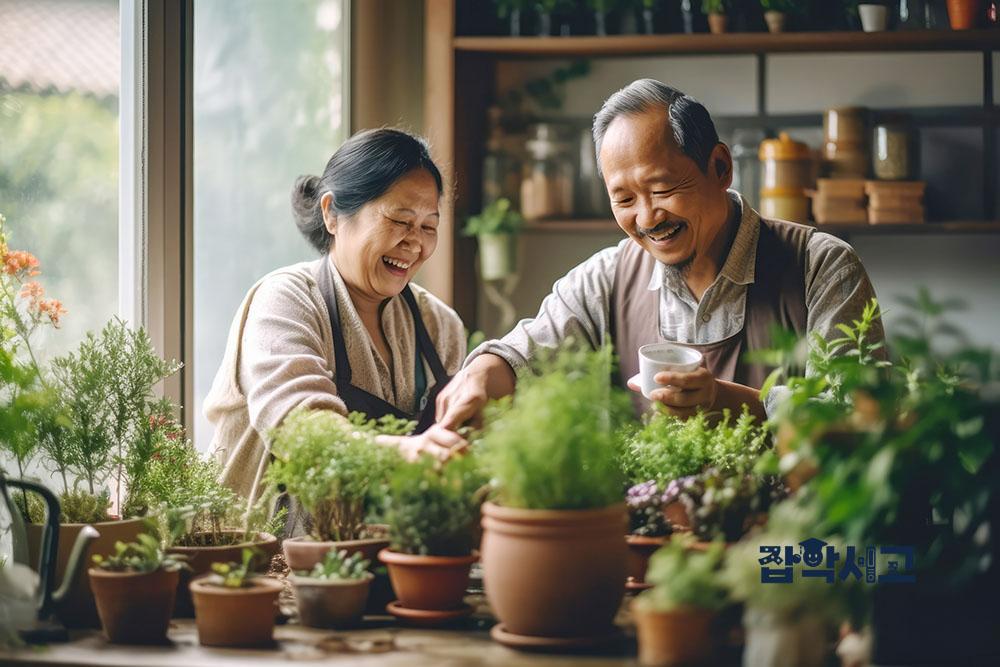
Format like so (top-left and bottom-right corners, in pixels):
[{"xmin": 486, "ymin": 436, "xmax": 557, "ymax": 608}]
[
  {"xmin": 633, "ymin": 602, "xmax": 715, "ymax": 666},
  {"xmin": 626, "ymin": 534, "xmax": 666, "ymax": 585},
  {"xmin": 481, "ymin": 502, "xmax": 627, "ymax": 638},
  {"xmin": 283, "ymin": 524, "xmax": 389, "ymax": 571},
  {"xmin": 190, "ymin": 575, "xmax": 283, "ymax": 647},
  {"xmin": 89, "ymin": 567, "xmax": 178, "ymax": 644},
  {"xmin": 167, "ymin": 531, "xmax": 278, "ymax": 617},
  {"xmin": 26, "ymin": 517, "xmax": 146, "ymax": 628},
  {"xmin": 947, "ymin": 0, "xmax": 982, "ymax": 29},
  {"xmin": 291, "ymin": 573, "xmax": 373, "ymax": 628},
  {"xmin": 378, "ymin": 549, "xmax": 477, "ymax": 611}
]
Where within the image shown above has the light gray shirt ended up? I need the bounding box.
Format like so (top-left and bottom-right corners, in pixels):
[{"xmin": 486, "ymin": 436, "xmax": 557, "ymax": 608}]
[{"xmin": 468, "ymin": 192, "xmax": 883, "ymax": 416}]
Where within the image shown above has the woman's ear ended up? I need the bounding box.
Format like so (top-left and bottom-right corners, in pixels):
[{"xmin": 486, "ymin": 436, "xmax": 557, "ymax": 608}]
[{"xmin": 320, "ymin": 192, "xmax": 337, "ymax": 235}]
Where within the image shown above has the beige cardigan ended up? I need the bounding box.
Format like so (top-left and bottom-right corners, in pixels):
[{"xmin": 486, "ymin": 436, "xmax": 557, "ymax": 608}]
[{"xmin": 204, "ymin": 257, "xmax": 466, "ymax": 507}]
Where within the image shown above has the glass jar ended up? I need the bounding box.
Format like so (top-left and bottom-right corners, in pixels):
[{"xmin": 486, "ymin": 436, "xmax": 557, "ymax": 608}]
[
  {"xmin": 730, "ymin": 128, "xmax": 765, "ymax": 212},
  {"xmin": 520, "ymin": 123, "xmax": 574, "ymax": 221},
  {"xmin": 759, "ymin": 132, "xmax": 813, "ymax": 223},
  {"xmin": 823, "ymin": 107, "xmax": 868, "ymax": 178},
  {"xmin": 481, "ymin": 106, "xmax": 521, "ymax": 207},
  {"xmin": 873, "ymin": 116, "xmax": 911, "ymax": 181}
]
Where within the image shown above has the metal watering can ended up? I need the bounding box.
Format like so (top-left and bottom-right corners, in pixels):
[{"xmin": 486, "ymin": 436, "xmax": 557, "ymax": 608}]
[{"xmin": 1, "ymin": 473, "xmax": 98, "ymax": 641}]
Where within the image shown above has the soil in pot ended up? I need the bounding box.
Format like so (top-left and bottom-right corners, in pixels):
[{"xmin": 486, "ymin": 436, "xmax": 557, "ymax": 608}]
[
  {"xmin": 283, "ymin": 524, "xmax": 389, "ymax": 571},
  {"xmin": 26, "ymin": 517, "xmax": 145, "ymax": 628},
  {"xmin": 481, "ymin": 502, "xmax": 627, "ymax": 639},
  {"xmin": 89, "ymin": 567, "xmax": 178, "ymax": 644},
  {"xmin": 634, "ymin": 603, "xmax": 715, "ymax": 666},
  {"xmin": 626, "ymin": 534, "xmax": 666, "ymax": 587},
  {"xmin": 190, "ymin": 575, "xmax": 283, "ymax": 647},
  {"xmin": 291, "ymin": 573, "xmax": 372, "ymax": 629},
  {"xmin": 378, "ymin": 548, "xmax": 477, "ymax": 612},
  {"xmin": 167, "ymin": 530, "xmax": 278, "ymax": 617}
]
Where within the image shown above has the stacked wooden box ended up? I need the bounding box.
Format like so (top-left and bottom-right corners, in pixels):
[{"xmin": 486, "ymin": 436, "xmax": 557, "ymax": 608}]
[
  {"xmin": 865, "ymin": 181, "xmax": 926, "ymax": 224},
  {"xmin": 812, "ymin": 179, "xmax": 868, "ymax": 225}
]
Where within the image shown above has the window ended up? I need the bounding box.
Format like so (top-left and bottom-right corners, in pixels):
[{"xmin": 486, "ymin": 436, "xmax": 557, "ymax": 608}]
[{"xmin": 192, "ymin": 0, "xmax": 349, "ymax": 450}]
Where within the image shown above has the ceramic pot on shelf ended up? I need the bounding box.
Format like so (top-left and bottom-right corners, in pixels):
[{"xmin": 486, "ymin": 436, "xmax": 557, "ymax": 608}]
[
  {"xmin": 859, "ymin": 4, "xmax": 890, "ymax": 31},
  {"xmin": 707, "ymin": 13, "xmax": 728, "ymax": 34},
  {"xmin": 764, "ymin": 11, "xmax": 787, "ymax": 33},
  {"xmin": 946, "ymin": 0, "xmax": 982, "ymax": 28}
]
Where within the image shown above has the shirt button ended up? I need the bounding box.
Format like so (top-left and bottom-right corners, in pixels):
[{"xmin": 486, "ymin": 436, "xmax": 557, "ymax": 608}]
[{"xmin": 702, "ymin": 313, "xmax": 711, "ymax": 323}]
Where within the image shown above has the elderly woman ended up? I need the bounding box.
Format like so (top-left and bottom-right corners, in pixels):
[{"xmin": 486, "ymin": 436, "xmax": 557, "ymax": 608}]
[{"xmin": 205, "ymin": 128, "xmax": 467, "ymax": 507}]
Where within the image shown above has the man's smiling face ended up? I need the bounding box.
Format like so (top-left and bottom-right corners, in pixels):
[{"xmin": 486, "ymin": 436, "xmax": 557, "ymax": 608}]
[{"xmin": 599, "ymin": 107, "xmax": 732, "ymax": 270}]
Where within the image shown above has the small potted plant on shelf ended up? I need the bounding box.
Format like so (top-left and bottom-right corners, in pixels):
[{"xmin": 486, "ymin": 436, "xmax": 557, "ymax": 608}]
[
  {"xmin": 267, "ymin": 409, "xmax": 404, "ymax": 571},
  {"xmin": 633, "ymin": 536, "xmax": 728, "ymax": 667},
  {"xmin": 493, "ymin": 0, "xmax": 530, "ymax": 36},
  {"xmin": 189, "ymin": 547, "xmax": 283, "ymax": 647},
  {"xmin": 759, "ymin": 0, "xmax": 795, "ymax": 32},
  {"xmin": 463, "ymin": 198, "xmax": 524, "ymax": 282},
  {"xmin": 88, "ymin": 533, "xmax": 187, "ymax": 644},
  {"xmin": 291, "ymin": 549, "xmax": 373, "ymax": 628},
  {"xmin": 378, "ymin": 453, "xmax": 487, "ymax": 627},
  {"xmin": 480, "ymin": 344, "xmax": 632, "ymax": 648},
  {"xmin": 639, "ymin": 0, "xmax": 659, "ymax": 34},
  {"xmin": 946, "ymin": 0, "xmax": 982, "ymax": 30},
  {"xmin": 702, "ymin": 0, "xmax": 729, "ymax": 33},
  {"xmin": 857, "ymin": 1, "xmax": 889, "ymax": 31}
]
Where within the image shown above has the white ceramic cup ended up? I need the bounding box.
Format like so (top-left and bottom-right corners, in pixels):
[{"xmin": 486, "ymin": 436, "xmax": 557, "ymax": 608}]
[
  {"xmin": 858, "ymin": 4, "xmax": 888, "ymax": 32},
  {"xmin": 638, "ymin": 342, "xmax": 704, "ymax": 399}
]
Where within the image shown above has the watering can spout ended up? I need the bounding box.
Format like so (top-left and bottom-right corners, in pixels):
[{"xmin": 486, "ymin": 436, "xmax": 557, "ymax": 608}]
[{"xmin": 52, "ymin": 525, "xmax": 100, "ymax": 606}]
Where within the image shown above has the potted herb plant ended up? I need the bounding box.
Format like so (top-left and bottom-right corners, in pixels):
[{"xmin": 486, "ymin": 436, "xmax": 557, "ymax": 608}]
[
  {"xmin": 267, "ymin": 409, "xmax": 403, "ymax": 571},
  {"xmin": 88, "ymin": 533, "xmax": 187, "ymax": 644},
  {"xmin": 633, "ymin": 536, "xmax": 728, "ymax": 666},
  {"xmin": 189, "ymin": 547, "xmax": 283, "ymax": 647},
  {"xmin": 703, "ymin": 0, "xmax": 729, "ymax": 33},
  {"xmin": 480, "ymin": 344, "xmax": 631, "ymax": 647},
  {"xmin": 760, "ymin": 0, "xmax": 794, "ymax": 32},
  {"xmin": 463, "ymin": 198, "xmax": 523, "ymax": 282},
  {"xmin": 378, "ymin": 453, "xmax": 486, "ymax": 626},
  {"xmin": 625, "ymin": 480, "xmax": 671, "ymax": 589},
  {"xmin": 291, "ymin": 549, "xmax": 373, "ymax": 628},
  {"xmin": 493, "ymin": 0, "xmax": 530, "ymax": 36}
]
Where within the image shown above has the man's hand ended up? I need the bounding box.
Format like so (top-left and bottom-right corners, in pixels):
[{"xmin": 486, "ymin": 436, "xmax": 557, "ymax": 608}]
[
  {"xmin": 376, "ymin": 424, "xmax": 468, "ymax": 462},
  {"xmin": 627, "ymin": 367, "xmax": 719, "ymax": 419},
  {"xmin": 436, "ymin": 354, "xmax": 516, "ymax": 431}
]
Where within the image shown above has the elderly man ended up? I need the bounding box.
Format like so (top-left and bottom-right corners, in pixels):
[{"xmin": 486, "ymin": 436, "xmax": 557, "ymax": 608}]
[{"xmin": 437, "ymin": 78, "xmax": 883, "ymax": 425}]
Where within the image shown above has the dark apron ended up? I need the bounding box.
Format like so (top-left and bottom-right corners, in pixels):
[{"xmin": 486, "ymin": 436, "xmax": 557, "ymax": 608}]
[
  {"xmin": 611, "ymin": 217, "xmax": 812, "ymax": 417},
  {"xmin": 276, "ymin": 263, "xmax": 452, "ymax": 537}
]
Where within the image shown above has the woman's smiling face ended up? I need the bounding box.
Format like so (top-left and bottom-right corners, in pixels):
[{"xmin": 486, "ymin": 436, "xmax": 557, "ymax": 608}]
[{"xmin": 324, "ymin": 168, "xmax": 440, "ymax": 302}]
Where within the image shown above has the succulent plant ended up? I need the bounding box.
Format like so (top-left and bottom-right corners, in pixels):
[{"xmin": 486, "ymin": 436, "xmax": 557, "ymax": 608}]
[{"xmin": 304, "ymin": 548, "xmax": 370, "ymax": 581}]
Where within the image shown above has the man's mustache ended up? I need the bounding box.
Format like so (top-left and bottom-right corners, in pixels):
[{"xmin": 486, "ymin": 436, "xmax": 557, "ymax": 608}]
[{"xmin": 637, "ymin": 220, "xmax": 686, "ymax": 238}]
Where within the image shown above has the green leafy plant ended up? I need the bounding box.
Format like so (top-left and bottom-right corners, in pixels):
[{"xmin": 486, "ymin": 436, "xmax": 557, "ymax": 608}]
[
  {"xmin": 702, "ymin": 0, "xmax": 727, "ymax": 14},
  {"xmin": 383, "ymin": 453, "xmax": 488, "ymax": 556},
  {"xmin": 303, "ymin": 548, "xmax": 371, "ymax": 581},
  {"xmin": 208, "ymin": 548, "xmax": 259, "ymax": 588},
  {"xmin": 635, "ymin": 536, "xmax": 728, "ymax": 612},
  {"xmin": 492, "ymin": 0, "xmax": 531, "ymax": 16},
  {"xmin": 91, "ymin": 532, "xmax": 187, "ymax": 574},
  {"xmin": 267, "ymin": 408, "xmax": 401, "ymax": 542},
  {"xmin": 463, "ymin": 198, "xmax": 524, "ymax": 237},
  {"xmin": 500, "ymin": 60, "xmax": 591, "ymax": 113},
  {"xmin": 760, "ymin": 0, "xmax": 799, "ymax": 12},
  {"xmin": 481, "ymin": 343, "xmax": 630, "ymax": 510}
]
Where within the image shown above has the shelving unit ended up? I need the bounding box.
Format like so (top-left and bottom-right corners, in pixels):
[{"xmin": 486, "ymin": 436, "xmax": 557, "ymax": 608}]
[{"xmin": 423, "ymin": 0, "xmax": 1000, "ymax": 327}]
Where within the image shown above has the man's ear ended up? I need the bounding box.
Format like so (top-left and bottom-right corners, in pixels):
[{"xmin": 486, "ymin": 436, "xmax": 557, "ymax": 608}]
[
  {"xmin": 711, "ymin": 143, "xmax": 733, "ymax": 190},
  {"xmin": 320, "ymin": 192, "xmax": 337, "ymax": 235}
]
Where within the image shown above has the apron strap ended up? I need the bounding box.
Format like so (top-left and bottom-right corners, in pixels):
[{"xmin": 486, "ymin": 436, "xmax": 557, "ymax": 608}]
[
  {"xmin": 314, "ymin": 259, "xmax": 353, "ymax": 386},
  {"xmin": 401, "ymin": 286, "xmax": 448, "ymax": 383}
]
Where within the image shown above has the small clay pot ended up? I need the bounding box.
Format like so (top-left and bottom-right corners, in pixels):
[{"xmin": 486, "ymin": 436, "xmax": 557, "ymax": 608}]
[
  {"xmin": 291, "ymin": 573, "xmax": 373, "ymax": 628},
  {"xmin": 626, "ymin": 535, "xmax": 666, "ymax": 585},
  {"xmin": 283, "ymin": 525, "xmax": 389, "ymax": 571},
  {"xmin": 633, "ymin": 601, "xmax": 715, "ymax": 666},
  {"xmin": 167, "ymin": 531, "xmax": 278, "ymax": 617},
  {"xmin": 378, "ymin": 549, "xmax": 477, "ymax": 611},
  {"xmin": 89, "ymin": 567, "xmax": 178, "ymax": 644},
  {"xmin": 481, "ymin": 502, "xmax": 626, "ymax": 638},
  {"xmin": 662, "ymin": 501, "xmax": 690, "ymax": 531},
  {"xmin": 190, "ymin": 575, "xmax": 283, "ymax": 647},
  {"xmin": 708, "ymin": 13, "xmax": 728, "ymax": 35},
  {"xmin": 947, "ymin": 0, "xmax": 982, "ymax": 29},
  {"xmin": 764, "ymin": 10, "xmax": 786, "ymax": 33}
]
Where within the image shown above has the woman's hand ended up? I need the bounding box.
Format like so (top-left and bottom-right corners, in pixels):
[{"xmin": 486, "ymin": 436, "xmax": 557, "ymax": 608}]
[{"xmin": 376, "ymin": 424, "xmax": 469, "ymax": 462}]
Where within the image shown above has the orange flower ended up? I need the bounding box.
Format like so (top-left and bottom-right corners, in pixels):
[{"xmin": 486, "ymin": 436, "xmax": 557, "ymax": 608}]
[
  {"xmin": 19, "ymin": 280, "xmax": 44, "ymax": 308},
  {"xmin": 3, "ymin": 250, "xmax": 40, "ymax": 277},
  {"xmin": 37, "ymin": 298, "xmax": 66, "ymax": 327}
]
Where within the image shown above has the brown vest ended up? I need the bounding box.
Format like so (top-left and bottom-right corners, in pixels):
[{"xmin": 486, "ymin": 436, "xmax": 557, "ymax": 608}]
[{"xmin": 611, "ymin": 218, "xmax": 812, "ymax": 416}]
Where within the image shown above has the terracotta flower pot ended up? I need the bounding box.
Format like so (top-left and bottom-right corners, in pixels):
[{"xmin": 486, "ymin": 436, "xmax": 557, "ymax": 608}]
[
  {"xmin": 626, "ymin": 535, "xmax": 666, "ymax": 585},
  {"xmin": 378, "ymin": 549, "xmax": 477, "ymax": 611},
  {"xmin": 167, "ymin": 530, "xmax": 278, "ymax": 617},
  {"xmin": 708, "ymin": 13, "xmax": 728, "ymax": 35},
  {"xmin": 89, "ymin": 567, "xmax": 178, "ymax": 644},
  {"xmin": 27, "ymin": 517, "xmax": 145, "ymax": 628},
  {"xmin": 662, "ymin": 501, "xmax": 690, "ymax": 531},
  {"xmin": 189, "ymin": 575, "xmax": 283, "ymax": 647},
  {"xmin": 764, "ymin": 10, "xmax": 786, "ymax": 33},
  {"xmin": 947, "ymin": 0, "xmax": 982, "ymax": 29},
  {"xmin": 633, "ymin": 602, "xmax": 715, "ymax": 666},
  {"xmin": 481, "ymin": 502, "xmax": 627, "ymax": 638},
  {"xmin": 291, "ymin": 572, "xmax": 373, "ymax": 628},
  {"xmin": 282, "ymin": 524, "xmax": 389, "ymax": 571}
]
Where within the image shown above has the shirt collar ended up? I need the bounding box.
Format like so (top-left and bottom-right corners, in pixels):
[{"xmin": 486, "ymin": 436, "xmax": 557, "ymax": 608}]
[{"xmin": 647, "ymin": 190, "xmax": 760, "ymax": 292}]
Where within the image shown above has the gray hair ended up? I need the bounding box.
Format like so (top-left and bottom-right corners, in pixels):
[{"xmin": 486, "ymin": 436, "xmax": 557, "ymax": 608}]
[{"xmin": 592, "ymin": 79, "xmax": 719, "ymax": 175}]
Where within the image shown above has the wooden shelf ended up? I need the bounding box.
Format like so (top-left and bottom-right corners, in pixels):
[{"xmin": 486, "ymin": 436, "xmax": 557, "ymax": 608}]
[
  {"xmin": 454, "ymin": 30, "xmax": 1000, "ymax": 57},
  {"xmin": 523, "ymin": 220, "xmax": 1000, "ymax": 235}
]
